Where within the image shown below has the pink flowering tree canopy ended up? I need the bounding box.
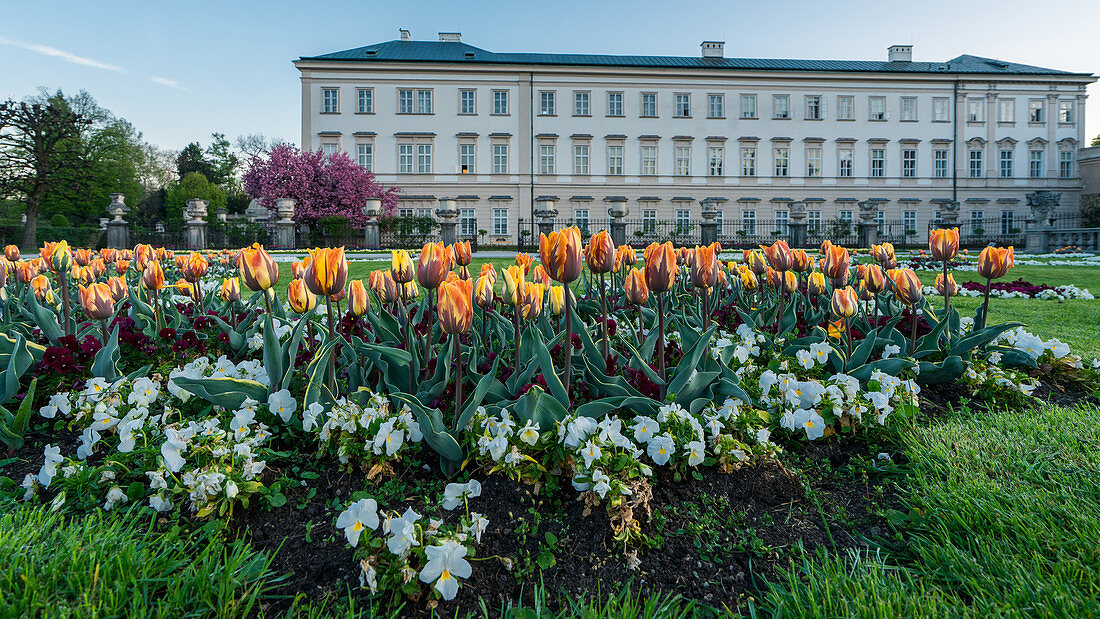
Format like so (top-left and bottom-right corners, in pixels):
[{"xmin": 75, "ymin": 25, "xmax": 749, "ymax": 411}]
[{"xmin": 242, "ymin": 144, "xmax": 400, "ymax": 226}]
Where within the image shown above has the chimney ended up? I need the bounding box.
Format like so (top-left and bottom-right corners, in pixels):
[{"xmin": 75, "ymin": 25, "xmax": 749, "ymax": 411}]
[
  {"xmin": 438, "ymin": 32, "xmax": 462, "ymax": 42},
  {"xmin": 701, "ymin": 41, "xmax": 724, "ymax": 58},
  {"xmin": 887, "ymin": 44, "xmax": 912, "ymax": 62},
  {"xmin": 399, "ymin": 28, "xmax": 411, "ymax": 41}
]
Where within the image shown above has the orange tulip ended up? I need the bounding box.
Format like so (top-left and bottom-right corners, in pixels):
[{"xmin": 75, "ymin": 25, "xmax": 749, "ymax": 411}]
[
  {"xmin": 348, "ymin": 280, "xmax": 369, "ymax": 316},
  {"xmin": 929, "ymin": 228, "xmax": 960, "ymax": 262},
  {"xmin": 935, "ymin": 272, "xmax": 959, "ymax": 297},
  {"xmin": 791, "ymin": 249, "xmax": 813, "ymax": 273},
  {"xmin": 765, "ymin": 267, "xmax": 782, "ymax": 290},
  {"xmin": 73, "ymin": 248, "xmax": 92, "ymax": 268},
  {"xmin": 831, "ymin": 286, "xmax": 859, "ymax": 318},
  {"xmin": 115, "ymin": 260, "xmax": 130, "ymax": 275},
  {"xmin": 221, "ymin": 277, "xmax": 241, "ymax": 302},
  {"xmin": 89, "ymin": 258, "xmax": 106, "ymax": 279},
  {"xmin": 292, "ymin": 258, "xmax": 308, "ymax": 280},
  {"xmin": 514, "ymin": 252, "xmax": 533, "ymax": 275},
  {"xmin": 624, "ymin": 267, "xmax": 649, "ymax": 305},
  {"xmin": 617, "ymin": 245, "xmax": 637, "ymax": 269},
  {"xmin": 31, "ymin": 274, "xmax": 51, "ymax": 302},
  {"xmin": 520, "ymin": 282, "xmax": 543, "ymax": 320},
  {"xmin": 887, "ymin": 268, "xmax": 923, "ymax": 306},
  {"xmin": 182, "ymin": 252, "xmax": 208, "ymax": 283},
  {"xmin": 585, "ymin": 230, "xmax": 615, "ymax": 273},
  {"xmin": 174, "ymin": 255, "xmax": 187, "ymax": 271},
  {"xmin": 819, "ymin": 239, "xmax": 832, "ymax": 256},
  {"xmin": 416, "ymin": 242, "xmax": 450, "ymax": 289},
  {"xmin": 502, "ymin": 265, "xmax": 525, "ymax": 306},
  {"xmin": 821, "ymin": 243, "xmax": 851, "ymax": 282},
  {"xmin": 643, "ymin": 241, "xmax": 676, "ymax": 293},
  {"xmin": 690, "ymin": 245, "xmax": 718, "ymax": 290},
  {"xmin": 391, "ymin": 250, "xmax": 415, "ymax": 284},
  {"xmin": 287, "ymin": 278, "xmax": 317, "ymax": 313},
  {"xmin": 549, "ymin": 285, "xmax": 566, "ymax": 316},
  {"xmin": 863, "ymin": 264, "xmax": 887, "ymax": 294},
  {"xmin": 479, "ymin": 262, "xmax": 496, "ymax": 286},
  {"xmin": 871, "ymin": 243, "xmax": 895, "ymax": 265},
  {"xmin": 760, "ymin": 239, "xmax": 793, "ymax": 272},
  {"xmin": 73, "ymin": 265, "xmax": 95, "ymax": 286},
  {"xmin": 304, "ymin": 247, "xmax": 349, "ymax": 296},
  {"xmin": 716, "ymin": 268, "xmax": 728, "ymax": 290},
  {"xmin": 531, "ymin": 264, "xmax": 551, "ymax": 289},
  {"xmin": 100, "ymin": 248, "xmax": 117, "ymax": 263},
  {"xmin": 976, "ymin": 246, "xmax": 1014, "ymax": 280},
  {"xmin": 107, "ymin": 276, "xmax": 127, "ymax": 302},
  {"xmin": 437, "ymin": 278, "xmax": 474, "ymax": 334},
  {"xmin": 402, "ymin": 280, "xmax": 419, "ymax": 301},
  {"xmin": 743, "ymin": 249, "xmax": 766, "ymax": 276},
  {"xmin": 739, "ymin": 266, "xmax": 758, "ymax": 291},
  {"xmin": 141, "ymin": 260, "xmax": 166, "ymax": 290},
  {"xmin": 79, "ymin": 283, "xmax": 114, "ymax": 320},
  {"xmin": 16, "ymin": 261, "xmax": 36, "ymax": 284},
  {"xmin": 807, "ymin": 271, "xmax": 827, "ymax": 297},
  {"xmin": 452, "ymin": 240, "xmax": 472, "ymax": 267},
  {"xmin": 3, "ymin": 245, "xmax": 19, "ymax": 262},
  {"xmin": 475, "ymin": 273, "xmax": 495, "ymax": 308},
  {"xmin": 238, "ymin": 244, "xmax": 279, "ymax": 292},
  {"xmin": 539, "ymin": 227, "xmax": 584, "ymax": 283},
  {"xmin": 133, "ymin": 244, "xmax": 155, "ymax": 272},
  {"xmin": 781, "ymin": 270, "xmax": 798, "ymax": 294}
]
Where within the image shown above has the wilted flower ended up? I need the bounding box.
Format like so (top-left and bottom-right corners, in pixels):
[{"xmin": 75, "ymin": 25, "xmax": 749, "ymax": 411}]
[{"xmin": 442, "ymin": 479, "xmax": 482, "ymax": 510}]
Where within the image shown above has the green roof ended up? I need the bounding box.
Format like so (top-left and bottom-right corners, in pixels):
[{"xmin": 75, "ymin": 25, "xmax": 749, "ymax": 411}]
[{"xmin": 298, "ymin": 40, "xmax": 1090, "ymax": 76}]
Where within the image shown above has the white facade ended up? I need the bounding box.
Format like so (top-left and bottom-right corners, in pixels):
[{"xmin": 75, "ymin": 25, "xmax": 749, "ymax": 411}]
[{"xmin": 295, "ymin": 35, "xmax": 1095, "ymax": 244}]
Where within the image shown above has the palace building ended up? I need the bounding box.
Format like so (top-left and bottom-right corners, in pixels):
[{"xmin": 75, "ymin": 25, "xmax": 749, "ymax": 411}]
[{"xmin": 295, "ymin": 31, "xmax": 1094, "ymax": 246}]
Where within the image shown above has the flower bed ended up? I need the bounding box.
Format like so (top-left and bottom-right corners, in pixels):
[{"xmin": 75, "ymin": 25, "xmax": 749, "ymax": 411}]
[
  {"xmin": 923, "ymin": 278, "xmax": 1095, "ymax": 300},
  {"xmin": 1, "ymin": 234, "xmax": 1098, "ymax": 613}
]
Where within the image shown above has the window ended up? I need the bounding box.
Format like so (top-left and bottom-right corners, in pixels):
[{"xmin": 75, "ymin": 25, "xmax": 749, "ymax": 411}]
[
  {"xmin": 538, "ymin": 144, "xmax": 555, "ymax": 174},
  {"xmin": 1029, "ymin": 150, "xmax": 1044, "ymax": 178},
  {"xmin": 773, "ymin": 95, "xmax": 790, "ymax": 119},
  {"xmin": 932, "ymin": 210, "xmax": 942, "ymax": 227},
  {"xmin": 901, "ymin": 97, "xmax": 917, "ymax": 121},
  {"xmin": 740, "ymin": 94, "xmax": 757, "ymax": 119},
  {"xmin": 839, "ymin": 210, "xmax": 853, "ymax": 228},
  {"xmin": 708, "ymin": 94, "xmax": 724, "ymax": 118},
  {"xmin": 322, "ymin": 88, "xmax": 339, "ymax": 113},
  {"xmin": 416, "ymin": 90, "xmax": 432, "ymax": 114},
  {"xmin": 416, "ymin": 144, "xmax": 432, "ymax": 173},
  {"xmin": 416, "ymin": 208, "xmax": 432, "ymax": 218},
  {"xmin": 967, "ymin": 98, "xmax": 984, "ymax": 122},
  {"xmin": 356, "ymin": 88, "xmax": 373, "ymax": 113},
  {"xmin": 806, "ymin": 95, "xmax": 822, "ymax": 120},
  {"xmin": 642, "ymin": 209, "xmax": 657, "ymax": 233},
  {"xmin": 708, "ymin": 146, "xmax": 724, "ymax": 176},
  {"xmin": 999, "ymin": 149, "xmax": 1014, "ymax": 178},
  {"xmin": 675, "ymin": 209, "xmax": 691, "ymax": 233},
  {"xmin": 741, "ymin": 147, "xmax": 756, "ymax": 176},
  {"xmin": 904, "ymin": 210, "xmax": 917, "ymax": 234},
  {"xmin": 641, "ymin": 93, "xmax": 657, "ymax": 117},
  {"xmin": 934, "ymin": 150, "xmax": 949, "ymax": 178},
  {"xmin": 774, "ymin": 147, "xmax": 789, "ymax": 177},
  {"xmin": 573, "ymin": 144, "xmax": 590, "ymax": 175},
  {"xmin": 397, "ymin": 208, "xmax": 414, "ymax": 219},
  {"xmin": 1060, "ymin": 151, "xmax": 1074, "ymax": 178},
  {"xmin": 933, "ymin": 98, "xmax": 949, "ymax": 122},
  {"xmin": 869, "ymin": 96, "xmax": 886, "ymax": 121},
  {"xmin": 574, "ymin": 91, "xmax": 590, "ymax": 116},
  {"xmin": 969, "ymin": 150, "xmax": 984, "ymax": 178},
  {"xmin": 459, "ymin": 144, "xmax": 475, "ymax": 174},
  {"xmin": 875, "ymin": 210, "xmax": 886, "ymax": 234},
  {"xmin": 607, "ymin": 92, "xmax": 623, "ymax": 116},
  {"xmin": 675, "ymin": 93, "xmax": 691, "ymax": 117},
  {"xmin": 493, "ymin": 208, "xmax": 509, "ymax": 235},
  {"xmin": 998, "ymin": 99, "xmax": 1015, "ymax": 123},
  {"xmin": 1059, "ymin": 100, "xmax": 1075, "ymax": 123},
  {"xmin": 715, "ymin": 209, "xmax": 724, "ymax": 235},
  {"xmin": 970, "ymin": 210, "xmax": 985, "ymax": 233},
  {"xmin": 320, "ymin": 143, "xmax": 338, "ymax": 156},
  {"xmin": 902, "ymin": 149, "xmax": 917, "ymax": 178},
  {"xmin": 1001, "ymin": 211, "xmax": 1016, "ymax": 235},
  {"xmin": 808, "ymin": 210, "xmax": 821, "ymax": 233},
  {"xmin": 492, "ymin": 144, "xmax": 509, "ymax": 174},
  {"xmin": 460, "ymin": 208, "xmax": 476, "ymax": 236},
  {"xmin": 459, "ymin": 89, "xmax": 476, "ymax": 115},
  {"xmin": 574, "ymin": 209, "xmax": 590, "ymax": 231},
  {"xmin": 775, "ymin": 210, "xmax": 789, "ymax": 235},
  {"xmin": 675, "ymin": 146, "xmax": 691, "ymax": 176},
  {"xmin": 838, "ymin": 148, "xmax": 853, "ymax": 177},
  {"xmin": 1029, "ymin": 99, "xmax": 1044, "ymax": 123},
  {"xmin": 398, "ymin": 144, "xmax": 414, "ymax": 173},
  {"xmin": 870, "ymin": 149, "xmax": 885, "ymax": 177},
  {"xmin": 539, "ymin": 91, "xmax": 556, "ymax": 116},
  {"xmin": 607, "ymin": 145, "xmax": 624, "ymax": 175},
  {"xmin": 641, "ymin": 145, "xmax": 657, "ymax": 175},
  {"xmin": 741, "ymin": 210, "xmax": 757, "ymax": 236},
  {"xmin": 806, "ymin": 147, "xmax": 822, "ymax": 177},
  {"xmin": 398, "ymin": 89, "xmax": 414, "ymax": 114},
  {"xmin": 837, "ymin": 95, "xmax": 854, "ymax": 120},
  {"xmin": 356, "ymin": 144, "xmax": 373, "ymax": 171},
  {"xmin": 492, "ymin": 90, "xmax": 509, "ymax": 115}
]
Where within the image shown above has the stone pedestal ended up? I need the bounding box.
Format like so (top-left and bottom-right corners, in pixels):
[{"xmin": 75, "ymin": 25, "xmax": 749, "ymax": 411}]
[
  {"xmin": 857, "ymin": 199, "xmax": 880, "ymax": 249},
  {"xmin": 436, "ymin": 198, "xmax": 459, "ymax": 245},
  {"xmin": 105, "ymin": 194, "xmax": 130, "ymax": 249},
  {"xmin": 700, "ymin": 199, "xmax": 718, "ymax": 247},
  {"xmin": 534, "ymin": 198, "xmax": 558, "ymax": 238},
  {"xmin": 788, "ymin": 201, "xmax": 808, "ymax": 247},
  {"xmin": 607, "ymin": 199, "xmax": 629, "ymax": 247},
  {"xmin": 362, "ymin": 198, "xmax": 382, "ymax": 249},
  {"xmin": 273, "ymin": 198, "xmax": 296, "ymax": 249},
  {"xmin": 184, "ymin": 199, "xmax": 209, "ymax": 250},
  {"xmin": 1026, "ymin": 229, "xmax": 1050, "ymax": 253}
]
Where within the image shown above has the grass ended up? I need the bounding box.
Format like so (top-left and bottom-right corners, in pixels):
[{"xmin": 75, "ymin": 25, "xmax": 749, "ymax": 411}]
[{"xmin": 0, "ymin": 504, "xmax": 277, "ymax": 618}]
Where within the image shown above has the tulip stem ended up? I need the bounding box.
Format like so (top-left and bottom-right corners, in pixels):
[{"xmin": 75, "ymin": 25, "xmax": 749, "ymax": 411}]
[
  {"xmin": 58, "ymin": 271, "xmax": 71, "ymax": 336},
  {"xmin": 564, "ymin": 285, "xmax": 572, "ymax": 406},
  {"xmin": 600, "ymin": 271, "xmax": 608, "ymax": 361},
  {"xmin": 775, "ymin": 288, "xmax": 785, "ymax": 336},
  {"xmin": 324, "ymin": 294, "xmax": 336, "ymax": 392},
  {"xmin": 513, "ymin": 302, "xmax": 521, "ymax": 373},
  {"xmin": 100, "ymin": 320, "xmax": 109, "ymax": 347},
  {"xmin": 424, "ymin": 289, "xmax": 435, "ymax": 370},
  {"xmin": 909, "ymin": 305, "xmax": 919, "ymax": 352},
  {"xmin": 657, "ymin": 293, "xmax": 666, "ymax": 393},
  {"xmin": 453, "ymin": 334, "xmax": 463, "ymax": 421},
  {"xmin": 702, "ymin": 286, "xmax": 710, "ymax": 331},
  {"xmin": 636, "ymin": 305, "xmax": 642, "ymax": 347},
  {"xmin": 980, "ymin": 277, "xmax": 992, "ymax": 330}
]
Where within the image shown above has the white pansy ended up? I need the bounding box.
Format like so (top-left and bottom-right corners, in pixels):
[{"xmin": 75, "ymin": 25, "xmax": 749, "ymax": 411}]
[
  {"xmin": 303, "ymin": 402, "xmax": 323, "ymax": 432},
  {"xmin": 419, "ymin": 539, "xmax": 472, "ymax": 601},
  {"xmin": 631, "ymin": 416, "xmax": 659, "ymax": 443},
  {"xmin": 647, "ymin": 433, "xmax": 675, "ymax": 465},
  {"xmin": 467, "ymin": 512, "xmax": 489, "ymax": 543},
  {"xmin": 104, "ymin": 486, "xmax": 128, "ymax": 511},
  {"xmin": 686, "ymin": 440, "xmax": 705, "ymax": 466},
  {"xmin": 442, "ymin": 479, "xmax": 482, "ymax": 511},
  {"xmin": 161, "ymin": 428, "xmax": 189, "ymax": 472},
  {"xmin": 149, "ymin": 495, "xmax": 173, "ymax": 512},
  {"xmin": 881, "ymin": 344, "xmax": 901, "ymax": 359},
  {"xmin": 37, "ymin": 444, "xmax": 63, "ymax": 486},
  {"xmin": 518, "ymin": 421, "xmax": 540, "ymax": 445},
  {"xmin": 267, "ymin": 389, "xmax": 297, "ymax": 423},
  {"xmin": 795, "ymin": 348, "xmax": 815, "ymax": 370},
  {"xmin": 336, "ymin": 498, "xmax": 380, "ymax": 547},
  {"xmin": 39, "ymin": 393, "xmax": 71, "ymax": 419}
]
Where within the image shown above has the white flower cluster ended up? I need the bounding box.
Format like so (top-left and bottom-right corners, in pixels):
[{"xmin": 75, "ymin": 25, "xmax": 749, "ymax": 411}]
[
  {"xmin": 995, "ymin": 327, "xmax": 1073, "ymax": 362},
  {"xmin": 472, "ymin": 407, "xmax": 541, "ymax": 467},
  {"xmin": 168, "ymin": 356, "xmax": 270, "ymax": 402},
  {"xmin": 922, "ymin": 284, "xmax": 1094, "ymax": 300},
  {"xmin": 307, "ymin": 391, "xmax": 423, "ymax": 465},
  {"xmin": 247, "ymin": 317, "xmax": 295, "ymax": 351}
]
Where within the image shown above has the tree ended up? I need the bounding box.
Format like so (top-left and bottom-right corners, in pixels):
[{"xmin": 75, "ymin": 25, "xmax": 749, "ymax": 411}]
[
  {"xmin": 176, "ymin": 142, "xmax": 216, "ymax": 181},
  {"xmin": 1092, "ymin": 135, "xmax": 1100, "ymax": 147},
  {"xmin": 0, "ymin": 92, "xmax": 92, "ymax": 250},
  {"xmin": 164, "ymin": 172, "xmax": 226, "ymax": 234},
  {"xmin": 242, "ymin": 144, "xmax": 399, "ymax": 226},
  {"xmin": 205, "ymin": 132, "xmax": 239, "ymax": 189},
  {"xmin": 234, "ymin": 133, "xmax": 289, "ymax": 160}
]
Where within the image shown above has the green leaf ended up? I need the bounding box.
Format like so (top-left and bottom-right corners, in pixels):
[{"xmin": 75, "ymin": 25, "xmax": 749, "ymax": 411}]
[
  {"xmin": 574, "ymin": 396, "xmax": 657, "ymax": 419},
  {"xmin": 529, "ymin": 328, "xmax": 569, "ymax": 408},
  {"xmin": 261, "ymin": 312, "xmax": 283, "ymax": 396},
  {"xmin": 170, "ymin": 376, "xmax": 269, "ymax": 410},
  {"xmin": 666, "ymin": 325, "xmax": 716, "ymax": 398},
  {"xmin": 456, "ymin": 356, "xmax": 501, "ymax": 432},
  {"xmin": 22, "ymin": 290, "xmax": 62, "ymax": 346},
  {"xmin": 90, "ymin": 326, "xmax": 121, "ymax": 380},
  {"xmin": 915, "ymin": 356, "xmax": 966, "ymax": 385},
  {"xmin": 949, "ymin": 323, "xmax": 1024, "ymax": 359},
  {"xmin": 512, "ymin": 388, "xmax": 569, "ymax": 431},
  {"xmin": 304, "ymin": 340, "xmax": 339, "ymax": 409},
  {"xmin": 0, "ymin": 334, "xmax": 34, "ymax": 404},
  {"xmin": 848, "ymin": 358, "xmax": 916, "ymax": 384}
]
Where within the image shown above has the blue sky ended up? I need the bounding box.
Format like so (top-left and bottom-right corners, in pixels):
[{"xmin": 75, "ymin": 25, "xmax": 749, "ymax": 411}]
[{"xmin": 3, "ymin": 0, "xmax": 1098, "ymax": 150}]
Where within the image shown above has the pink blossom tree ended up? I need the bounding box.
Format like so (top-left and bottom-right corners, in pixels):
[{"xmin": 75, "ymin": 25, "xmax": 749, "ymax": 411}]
[{"xmin": 242, "ymin": 144, "xmax": 399, "ymax": 226}]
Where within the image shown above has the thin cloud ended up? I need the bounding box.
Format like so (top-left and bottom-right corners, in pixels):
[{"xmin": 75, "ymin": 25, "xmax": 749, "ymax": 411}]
[
  {"xmin": 0, "ymin": 35, "xmax": 124, "ymax": 72},
  {"xmin": 150, "ymin": 77, "xmax": 191, "ymax": 92}
]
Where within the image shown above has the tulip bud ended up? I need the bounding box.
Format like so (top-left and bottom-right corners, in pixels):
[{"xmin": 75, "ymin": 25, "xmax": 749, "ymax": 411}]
[
  {"xmin": 475, "ymin": 273, "xmax": 495, "ymax": 308},
  {"xmin": 807, "ymin": 271, "xmax": 826, "ymax": 297},
  {"xmin": 79, "ymin": 283, "xmax": 115, "ymax": 320},
  {"xmin": 585, "ymin": 230, "xmax": 615, "ymax": 274},
  {"xmin": 31, "ymin": 274, "xmax": 51, "ymax": 302},
  {"xmin": 107, "ymin": 276, "xmax": 127, "ymax": 302},
  {"xmin": 141, "ymin": 260, "xmax": 166, "ymax": 290},
  {"xmin": 831, "ymin": 285, "xmax": 859, "ymax": 318},
  {"xmin": 976, "ymin": 246, "xmax": 1014, "ymax": 280},
  {"xmin": 221, "ymin": 277, "xmax": 241, "ymax": 302},
  {"xmin": 133, "ymin": 244, "xmax": 155, "ymax": 272},
  {"xmin": 348, "ymin": 280, "xmax": 369, "ymax": 316},
  {"xmin": 73, "ymin": 248, "xmax": 92, "ymax": 268},
  {"xmin": 437, "ymin": 279, "xmax": 473, "ymax": 334},
  {"xmin": 549, "ymin": 285, "xmax": 565, "ymax": 316},
  {"xmin": 935, "ymin": 272, "xmax": 960, "ymax": 297},
  {"xmin": 643, "ymin": 242, "xmax": 676, "ymax": 293},
  {"xmin": 238, "ymin": 244, "xmax": 279, "ymax": 292},
  {"xmin": 540, "ymin": 228, "xmax": 584, "ymax": 283},
  {"xmin": 50, "ymin": 240, "xmax": 73, "ymax": 272},
  {"xmin": 821, "ymin": 243, "xmax": 851, "ymax": 281},
  {"xmin": 520, "ymin": 282, "xmax": 543, "ymax": 320},
  {"xmin": 391, "ymin": 250, "xmax": 415, "ymax": 284},
  {"xmin": 887, "ymin": 268, "xmax": 923, "ymax": 306},
  {"xmin": 304, "ymin": 247, "xmax": 349, "ymax": 297},
  {"xmin": 3, "ymin": 245, "xmax": 19, "ymax": 262},
  {"xmin": 452, "ymin": 240, "xmax": 472, "ymax": 267},
  {"xmin": 743, "ymin": 249, "xmax": 766, "ymax": 276},
  {"xmin": 402, "ymin": 280, "xmax": 419, "ymax": 301},
  {"xmin": 416, "ymin": 242, "xmax": 450, "ymax": 289},
  {"xmin": 929, "ymin": 228, "xmax": 960, "ymax": 262}
]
